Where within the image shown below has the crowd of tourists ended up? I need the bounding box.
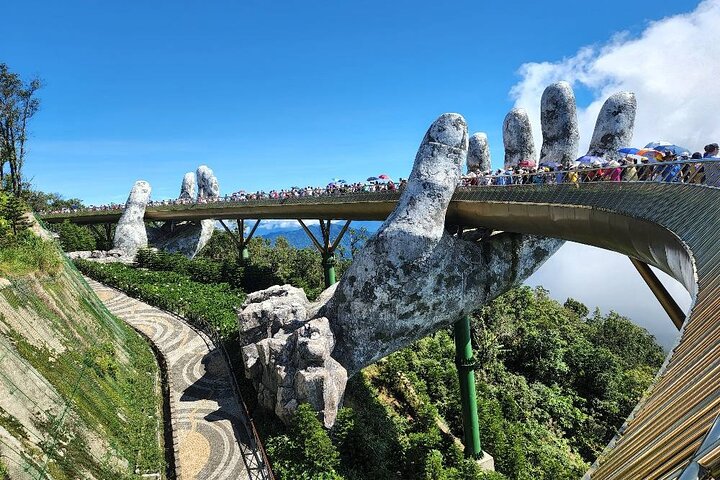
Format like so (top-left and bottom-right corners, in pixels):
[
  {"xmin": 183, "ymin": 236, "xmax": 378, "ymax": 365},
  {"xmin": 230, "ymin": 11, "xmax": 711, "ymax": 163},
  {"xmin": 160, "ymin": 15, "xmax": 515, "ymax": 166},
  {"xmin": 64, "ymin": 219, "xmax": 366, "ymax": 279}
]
[
  {"xmin": 462, "ymin": 142, "xmax": 720, "ymax": 187},
  {"xmin": 42, "ymin": 143, "xmax": 720, "ymax": 215}
]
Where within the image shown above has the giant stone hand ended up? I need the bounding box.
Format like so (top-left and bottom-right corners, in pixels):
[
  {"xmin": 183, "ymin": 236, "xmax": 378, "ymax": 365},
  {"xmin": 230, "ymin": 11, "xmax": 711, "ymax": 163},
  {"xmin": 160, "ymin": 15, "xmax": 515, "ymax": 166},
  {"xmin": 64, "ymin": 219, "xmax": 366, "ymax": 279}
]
[{"xmin": 238, "ymin": 82, "xmax": 637, "ymax": 427}]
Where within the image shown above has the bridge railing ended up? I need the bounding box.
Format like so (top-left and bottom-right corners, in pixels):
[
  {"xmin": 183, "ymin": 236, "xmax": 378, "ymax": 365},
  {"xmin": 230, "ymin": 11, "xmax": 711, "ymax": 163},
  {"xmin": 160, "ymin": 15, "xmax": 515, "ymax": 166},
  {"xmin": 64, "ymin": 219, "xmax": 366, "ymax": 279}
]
[{"xmin": 38, "ymin": 158, "xmax": 720, "ymax": 218}]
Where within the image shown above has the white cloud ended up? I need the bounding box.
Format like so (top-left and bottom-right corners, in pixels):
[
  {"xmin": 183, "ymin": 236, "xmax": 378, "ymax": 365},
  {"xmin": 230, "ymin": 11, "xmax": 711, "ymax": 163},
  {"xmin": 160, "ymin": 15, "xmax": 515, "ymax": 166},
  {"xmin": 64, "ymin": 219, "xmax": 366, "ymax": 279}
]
[
  {"xmin": 510, "ymin": 0, "xmax": 720, "ymax": 154},
  {"xmin": 254, "ymin": 219, "xmax": 318, "ymax": 232}
]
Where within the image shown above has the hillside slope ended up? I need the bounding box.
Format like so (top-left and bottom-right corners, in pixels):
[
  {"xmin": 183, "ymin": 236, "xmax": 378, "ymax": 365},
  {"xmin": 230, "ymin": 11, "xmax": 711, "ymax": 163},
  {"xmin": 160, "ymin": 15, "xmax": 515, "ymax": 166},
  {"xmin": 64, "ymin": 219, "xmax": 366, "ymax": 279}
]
[{"xmin": 0, "ymin": 235, "xmax": 164, "ymax": 479}]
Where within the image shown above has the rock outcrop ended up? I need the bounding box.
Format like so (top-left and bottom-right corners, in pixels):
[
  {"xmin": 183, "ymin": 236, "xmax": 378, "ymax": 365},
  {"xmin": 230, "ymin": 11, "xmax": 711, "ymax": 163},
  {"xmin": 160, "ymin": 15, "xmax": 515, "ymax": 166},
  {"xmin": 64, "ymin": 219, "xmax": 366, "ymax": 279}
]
[
  {"xmin": 239, "ymin": 286, "xmax": 347, "ymax": 427},
  {"xmin": 467, "ymin": 132, "xmax": 491, "ymax": 173},
  {"xmin": 112, "ymin": 180, "xmax": 151, "ymax": 258}
]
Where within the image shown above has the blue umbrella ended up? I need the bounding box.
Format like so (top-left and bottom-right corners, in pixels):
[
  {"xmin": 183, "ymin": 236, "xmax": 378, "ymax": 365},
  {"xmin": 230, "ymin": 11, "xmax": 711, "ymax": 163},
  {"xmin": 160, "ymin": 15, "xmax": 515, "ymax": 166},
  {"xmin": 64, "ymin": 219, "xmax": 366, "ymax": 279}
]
[
  {"xmin": 539, "ymin": 161, "xmax": 560, "ymax": 168},
  {"xmin": 331, "ymin": 178, "xmax": 347, "ymax": 184},
  {"xmin": 654, "ymin": 144, "xmax": 691, "ymax": 156},
  {"xmin": 367, "ymin": 176, "xmax": 379, "ymax": 182},
  {"xmin": 576, "ymin": 155, "xmax": 606, "ymax": 165},
  {"xmin": 618, "ymin": 147, "xmax": 640, "ymax": 154}
]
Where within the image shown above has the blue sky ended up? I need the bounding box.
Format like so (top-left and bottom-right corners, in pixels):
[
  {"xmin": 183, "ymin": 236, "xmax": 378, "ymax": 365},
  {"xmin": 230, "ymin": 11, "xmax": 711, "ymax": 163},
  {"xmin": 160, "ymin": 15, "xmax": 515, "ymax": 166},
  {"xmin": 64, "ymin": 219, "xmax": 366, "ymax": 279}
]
[
  {"xmin": 6, "ymin": 0, "xmax": 701, "ymax": 203},
  {"xmin": 6, "ymin": 0, "xmax": 713, "ymax": 348}
]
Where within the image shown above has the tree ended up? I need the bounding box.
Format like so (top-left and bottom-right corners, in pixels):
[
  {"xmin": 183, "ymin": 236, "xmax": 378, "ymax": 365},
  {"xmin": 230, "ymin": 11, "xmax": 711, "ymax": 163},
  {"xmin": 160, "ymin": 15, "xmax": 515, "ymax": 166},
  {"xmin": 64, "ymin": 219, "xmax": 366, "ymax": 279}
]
[
  {"xmin": 54, "ymin": 220, "xmax": 96, "ymax": 252},
  {"xmin": 0, "ymin": 64, "xmax": 41, "ymax": 196},
  {"xmin": 3, "ymin": 195, "xmax": 31, "ymax": 235},
  {"xmin": 266, "ymin": 403, "xmax": 341, "ymax": 479},
  {"xmin": 23, "ymin": 189, "xmax": 83, "ymax": 213}
]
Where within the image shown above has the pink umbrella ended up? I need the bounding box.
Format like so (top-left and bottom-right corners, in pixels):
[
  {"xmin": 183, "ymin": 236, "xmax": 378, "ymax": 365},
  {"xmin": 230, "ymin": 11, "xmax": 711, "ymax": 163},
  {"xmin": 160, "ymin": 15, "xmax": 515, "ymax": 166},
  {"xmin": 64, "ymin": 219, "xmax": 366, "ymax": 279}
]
[{"xmin": 378, "ymin": 174, "xmax": 390, "ymax": 179}]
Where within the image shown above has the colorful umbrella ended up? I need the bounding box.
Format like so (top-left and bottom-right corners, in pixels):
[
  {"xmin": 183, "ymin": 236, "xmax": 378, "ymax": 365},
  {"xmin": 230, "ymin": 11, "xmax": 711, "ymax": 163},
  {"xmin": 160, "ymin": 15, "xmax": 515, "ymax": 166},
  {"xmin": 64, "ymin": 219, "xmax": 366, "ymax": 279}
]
[
  {"xmin": 618, "ymin": 147, "xmax": 640, "ymax": 155},
  {"xmin": 378, "ymin": 174, "xmax": 390, "ymax": 180},
  {"xmin": 518, "ymin": 159, "xmax": 536, "ymax": 168},
  {"xmin": 636, "ymin": 149, "xmax": 663, "ymax": 162}
]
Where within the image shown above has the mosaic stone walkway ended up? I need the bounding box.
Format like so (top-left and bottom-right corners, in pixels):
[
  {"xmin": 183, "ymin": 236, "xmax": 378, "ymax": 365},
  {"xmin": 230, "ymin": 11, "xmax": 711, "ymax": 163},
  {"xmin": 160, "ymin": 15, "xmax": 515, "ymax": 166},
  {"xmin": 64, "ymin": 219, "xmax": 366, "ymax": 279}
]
[{"xmin": 87, "ymin": 278, "xmax": 252, "ymax": 480}]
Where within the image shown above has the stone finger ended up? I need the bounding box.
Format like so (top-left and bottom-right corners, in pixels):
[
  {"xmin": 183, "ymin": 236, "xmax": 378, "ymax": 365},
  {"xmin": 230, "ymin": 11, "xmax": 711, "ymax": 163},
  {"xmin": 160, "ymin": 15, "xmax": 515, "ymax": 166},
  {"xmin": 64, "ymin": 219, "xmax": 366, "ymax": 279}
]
[
  {"xmin": 381, "ymin": 113, "xmax": 468, "ymax": 240},
  {"xmin": 467, "ymin": 132, "xmax": 491, "ymax": 173},
  {"xmin": 540, "ymin": 81, "xmax": 579, "ymax": 165},
  {"xmin": 113, "ymin": 180, "xmax": 151, "ymax": 257},
  {"xmin": 587, "ymin": 91, "xmax": 636, "ymax": 162},
  {"xmin": 503, "ymin": 107, "xmax": 536, "ymax": 169}
]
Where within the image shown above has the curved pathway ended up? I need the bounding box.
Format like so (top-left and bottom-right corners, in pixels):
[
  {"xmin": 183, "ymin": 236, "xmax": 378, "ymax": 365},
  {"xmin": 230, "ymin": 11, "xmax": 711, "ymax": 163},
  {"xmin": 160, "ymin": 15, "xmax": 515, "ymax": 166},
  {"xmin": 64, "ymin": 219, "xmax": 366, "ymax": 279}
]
[{"xmin": 86, "ymin": 278, "xmax": 252, "ymax": 480}]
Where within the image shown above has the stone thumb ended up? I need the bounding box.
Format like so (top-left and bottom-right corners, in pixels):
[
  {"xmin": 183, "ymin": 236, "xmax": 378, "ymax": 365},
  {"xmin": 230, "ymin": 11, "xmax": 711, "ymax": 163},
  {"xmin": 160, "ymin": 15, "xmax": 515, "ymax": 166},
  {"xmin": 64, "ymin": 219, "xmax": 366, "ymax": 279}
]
[{"xmin": 381, "ymin": 113, "xmax": 467, "ymax": 239}]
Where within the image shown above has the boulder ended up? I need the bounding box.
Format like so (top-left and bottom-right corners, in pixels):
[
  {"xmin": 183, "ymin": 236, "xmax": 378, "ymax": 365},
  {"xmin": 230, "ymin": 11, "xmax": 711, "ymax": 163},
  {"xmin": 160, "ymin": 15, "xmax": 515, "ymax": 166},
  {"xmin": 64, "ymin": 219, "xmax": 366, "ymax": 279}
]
[{"xmin": 239, "ymin": 287, "xmax": 346, "ymax": 427}]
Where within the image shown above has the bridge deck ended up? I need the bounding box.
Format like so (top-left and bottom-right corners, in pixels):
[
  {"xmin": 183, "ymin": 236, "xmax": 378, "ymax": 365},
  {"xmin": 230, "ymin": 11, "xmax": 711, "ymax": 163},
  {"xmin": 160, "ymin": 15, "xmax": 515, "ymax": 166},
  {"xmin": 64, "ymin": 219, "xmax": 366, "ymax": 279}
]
[{"xmin": 45, "ymin": 183, "xmax": 720, "ymax": 478}]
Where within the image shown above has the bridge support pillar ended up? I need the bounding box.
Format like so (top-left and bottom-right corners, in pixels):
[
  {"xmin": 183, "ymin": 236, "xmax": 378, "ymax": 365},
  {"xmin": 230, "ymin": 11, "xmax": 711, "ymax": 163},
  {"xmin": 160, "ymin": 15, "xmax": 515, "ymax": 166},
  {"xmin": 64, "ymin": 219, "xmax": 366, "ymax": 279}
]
[
  {"xmin": 219, "ymin": 219, "xmax": 260, "ymax": 264},
  {"xmin": 454, "ymin": 314, "xmax": 482, "ymax": 459},
  {"xmin": 629, "ymin": 257, "xmax": 685, "ymax": 330},
  {"xmin": 299, "ymin": 219, "xmax": 351, "ymax": 288}
]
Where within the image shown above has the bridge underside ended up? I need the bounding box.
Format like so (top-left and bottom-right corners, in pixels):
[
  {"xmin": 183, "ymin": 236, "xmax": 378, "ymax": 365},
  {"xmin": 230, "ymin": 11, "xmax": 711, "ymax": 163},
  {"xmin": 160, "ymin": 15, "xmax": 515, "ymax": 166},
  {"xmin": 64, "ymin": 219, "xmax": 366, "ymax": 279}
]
[{"xmin": 43, "ymin": 182, "xmax": 720, "ymax": 478}]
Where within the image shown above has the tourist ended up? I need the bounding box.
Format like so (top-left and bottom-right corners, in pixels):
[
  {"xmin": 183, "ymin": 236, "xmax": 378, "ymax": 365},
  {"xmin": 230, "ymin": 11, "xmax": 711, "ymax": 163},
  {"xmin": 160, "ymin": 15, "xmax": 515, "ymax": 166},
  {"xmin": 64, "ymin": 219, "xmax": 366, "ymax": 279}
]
[{"xmin": 703, "ymin": 143, "xmax": 719, "ymax": 158}]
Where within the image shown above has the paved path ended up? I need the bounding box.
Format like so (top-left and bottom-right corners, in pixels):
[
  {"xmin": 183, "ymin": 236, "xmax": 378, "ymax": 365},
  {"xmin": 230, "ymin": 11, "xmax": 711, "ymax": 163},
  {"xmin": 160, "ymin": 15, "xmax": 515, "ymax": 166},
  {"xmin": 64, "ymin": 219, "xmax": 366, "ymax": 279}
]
[{"xmin": 86, "ymin": 279, "xmax": 253, "ymax": 480}]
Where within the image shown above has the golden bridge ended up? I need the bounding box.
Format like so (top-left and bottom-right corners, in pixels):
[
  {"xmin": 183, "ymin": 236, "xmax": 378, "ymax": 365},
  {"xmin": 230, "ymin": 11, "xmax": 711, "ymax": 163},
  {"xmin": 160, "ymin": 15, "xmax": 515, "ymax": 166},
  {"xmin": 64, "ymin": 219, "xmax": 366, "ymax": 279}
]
[{"xmin": 42, "ymin": 168, "xmax": 720, "ymax": 479}]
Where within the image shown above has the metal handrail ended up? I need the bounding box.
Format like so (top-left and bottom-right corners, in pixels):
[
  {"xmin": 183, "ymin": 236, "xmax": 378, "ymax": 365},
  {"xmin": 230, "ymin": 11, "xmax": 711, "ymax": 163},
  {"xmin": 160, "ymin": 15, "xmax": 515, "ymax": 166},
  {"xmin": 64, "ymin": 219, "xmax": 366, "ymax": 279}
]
[{"xmin": 38, "ymin": 158, "xmax": 720, "ymax": 219}]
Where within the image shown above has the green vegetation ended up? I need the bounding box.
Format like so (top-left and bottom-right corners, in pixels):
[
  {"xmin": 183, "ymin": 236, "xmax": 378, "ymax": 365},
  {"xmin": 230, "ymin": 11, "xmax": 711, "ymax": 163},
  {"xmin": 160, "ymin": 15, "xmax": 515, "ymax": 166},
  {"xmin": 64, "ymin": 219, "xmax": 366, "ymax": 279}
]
[
  {"xmin": 0, "ymin": 192, "xmax": 63, "ymax": 276},
  {"xmin": 201, "ymin": 233, "xmax": 352, "ymax": 300},
  {"xmin": 74, "ymin": 259, "xmax": 244, "ymax": 339},
  {"xmin": 53, "ymin": 219, "xmax": 97, "ymax": 252},
  {"xmin": 0, "ymin": 232, "xmax": 164, "ymax": 477},
  {"xmin": 0, "ymin": 63, "xmax": 41, "ymax": 196},
  {"xmin": 77, "ymin": 234, "xmax": 664, "ymax": 479}
]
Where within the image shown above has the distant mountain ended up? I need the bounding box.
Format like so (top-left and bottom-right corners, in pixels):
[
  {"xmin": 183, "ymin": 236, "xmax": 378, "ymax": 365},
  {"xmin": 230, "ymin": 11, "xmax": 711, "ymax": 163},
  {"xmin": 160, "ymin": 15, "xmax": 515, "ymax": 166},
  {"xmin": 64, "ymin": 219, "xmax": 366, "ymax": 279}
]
[{"xmin": 253, "ymin": 221, "xmax": 380, "ymax": 256}]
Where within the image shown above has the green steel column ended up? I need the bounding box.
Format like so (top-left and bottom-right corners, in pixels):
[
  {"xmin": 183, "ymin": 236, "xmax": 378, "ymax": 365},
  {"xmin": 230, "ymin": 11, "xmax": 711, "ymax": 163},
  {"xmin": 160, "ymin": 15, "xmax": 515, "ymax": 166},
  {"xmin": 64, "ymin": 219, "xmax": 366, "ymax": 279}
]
[
  {"xmin": 454, "ymin": 315, "xmax": 482, "ymax": 458},
  {"xmin": 322, "ymin": 253, "xmax": 336, "ymax": 287}
]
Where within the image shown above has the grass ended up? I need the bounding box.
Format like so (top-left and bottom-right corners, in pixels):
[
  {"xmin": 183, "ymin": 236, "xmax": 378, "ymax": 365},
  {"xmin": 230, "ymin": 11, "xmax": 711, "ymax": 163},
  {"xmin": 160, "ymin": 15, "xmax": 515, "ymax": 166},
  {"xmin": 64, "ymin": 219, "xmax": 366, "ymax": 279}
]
[
  {"xmin": 0, "ymin": 230, "xmax": 165, "ymax": 478},
  {"xmin": 0, "ymin": 233, "xmax": 62, "ymax": 277}
]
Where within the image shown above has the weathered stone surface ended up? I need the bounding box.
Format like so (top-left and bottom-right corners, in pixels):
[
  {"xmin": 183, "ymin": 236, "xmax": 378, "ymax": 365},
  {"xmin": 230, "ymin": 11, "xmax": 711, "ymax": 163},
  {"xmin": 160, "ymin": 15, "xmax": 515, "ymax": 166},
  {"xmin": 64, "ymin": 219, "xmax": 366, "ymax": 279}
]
[
  {"xmin": 179, "ymin": 172, "xmax": 196, "ymax": 200},
  {"xmin": 113, "ymin": 180, "xmax": 151, "ymax": 258},
  {"xmin": 540, "ymin": 81, "xmax": 579, "ymax": 165},
  {"xmin": 239, "ymin": 85, "xmax": 638, "ymax": 428},
  {"xmin": 152, "ymin": 221, "xmax": 214, "ymax": 259},
  {"xmin": 467, "ymin": 132, "xmax": 491, "ymax": 173},
  {"xmin": 239, "ymin": 289, "xmax": 346, "ymax": 427},
  {"xmin": 321, "ymin": 114, "xmax": 562, "ymax": 374},
  {"xmin": 503, "ymin": 107, "xmax": 536, "ymax": 168},
  {"xmin": 238, "ymin": 285, "xmax": 309, "ymax": 344},
  {"xmin": 587, "ymin": 91, "xmax": 636, "ymax": 162},
  {"xmin": 152, "ymin": 167, "xmax": 218, "ymax": 258},
  {"xmin": 66, "ymin": 251, "xmax": 92, "ymax": 260},
  {"xmin": 197, "ymin": 165, "xmax": 220, "ymax": 199}
]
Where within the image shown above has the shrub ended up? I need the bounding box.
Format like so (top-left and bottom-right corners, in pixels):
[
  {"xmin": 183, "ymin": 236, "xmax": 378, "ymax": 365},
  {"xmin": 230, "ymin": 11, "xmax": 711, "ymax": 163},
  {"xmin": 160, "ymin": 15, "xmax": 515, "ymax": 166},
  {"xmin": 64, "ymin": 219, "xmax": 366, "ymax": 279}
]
[
  {"xmin": 266, "ymin": 403, "xmax": 342, "ymax": 480},
  {"xmin": 53, "ymin": 220, "xmax": 96, "ymax": 252}
]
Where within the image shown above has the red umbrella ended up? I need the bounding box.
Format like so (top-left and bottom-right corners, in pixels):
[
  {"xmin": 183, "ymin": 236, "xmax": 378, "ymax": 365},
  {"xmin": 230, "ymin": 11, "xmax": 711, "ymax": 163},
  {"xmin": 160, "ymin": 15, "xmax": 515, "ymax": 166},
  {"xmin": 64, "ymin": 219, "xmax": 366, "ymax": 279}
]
[
  {"xmin": 518, "ymin": 160, "xmax": 536, "ymax": 168},
  {"xmin": 378, "ymin": 174, "xmax": 390, "ymax": 179}
]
